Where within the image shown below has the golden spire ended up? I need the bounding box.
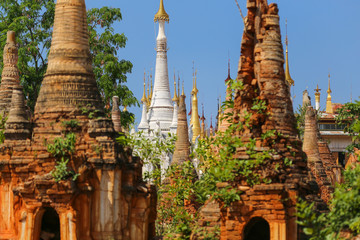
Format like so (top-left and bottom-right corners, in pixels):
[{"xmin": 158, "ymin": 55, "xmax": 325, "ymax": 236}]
[
  {"xmin": 192, "ymin": 69, "xmax": 199, "ymax": 96},
  {"xmin": 181, "ymin": 80, "xmax": 185, "ymax": 96},
  {"xmin": 189, "ymin": 64, "xmax": 195, "ymax": 126},
  {"xmin": 154, "ymin": 0, "xmax": 169, "ymax": 23},
  {"xmin": 172, "ymin": 72, "xmax": 179, "ymax": 104},
  {"xmin": 191, "ymin": 69, "xmax": 201, "ymax": 143},
  {"xmin": 149, "ymin": 72, "xmax": 153, "ymax": 101},
  {"xmin": 123, "ymin": 105, "xmax": 128, "ymax": 112},
  {"xmin": 326, "ymin": 73, "xmax": 333, "ymax": 114},
  {"xmin": 147, "ymin": 74, "xmax": 151, "ymax": 107},
  {"xmin": 285, "ymin": 19, "xmax": 294, "ymax": 87},
  {"xmin": 141, "ymin": 70, "xmax": 148, "ymax": 104}
]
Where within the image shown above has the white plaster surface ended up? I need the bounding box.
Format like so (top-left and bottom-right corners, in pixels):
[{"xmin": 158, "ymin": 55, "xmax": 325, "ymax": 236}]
[{"xmin": 148, "ymin": 20, "xmax": 173, "ymax": 133}]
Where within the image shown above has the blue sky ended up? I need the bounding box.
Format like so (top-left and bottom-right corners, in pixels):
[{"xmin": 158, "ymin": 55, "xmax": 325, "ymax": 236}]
[{"xmin": 86, "ymin": 0, "xmax": 360, "ymax": 127}]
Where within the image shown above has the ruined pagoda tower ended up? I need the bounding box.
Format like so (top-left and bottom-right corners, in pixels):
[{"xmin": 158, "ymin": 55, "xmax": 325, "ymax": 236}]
[
  {"xmin": 0, "ymin": 0, "xmax": 154, "ymax": 239},
  {"xmin": 196, "ymin": 1, "xmax": 325, "ymax": 239},
  {"xmin": 190, "ymin": 71, "xmax": 201, "ymax": 143},
  {"xmin": 146, "ymin": 0, "xmax": 174, "ymax": 133}
]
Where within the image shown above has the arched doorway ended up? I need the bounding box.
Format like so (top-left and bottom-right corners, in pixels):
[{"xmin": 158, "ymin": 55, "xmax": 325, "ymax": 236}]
[
  {"xmin": 244, "ymin": 217, "xmax": 270, "ymax": 240},
  {"xmin": 39, "ymin": 208, "xmax": 60, "ymax": 240}
]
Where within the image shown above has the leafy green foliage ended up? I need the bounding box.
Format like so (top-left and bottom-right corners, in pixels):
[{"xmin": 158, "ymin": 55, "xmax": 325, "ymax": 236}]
[
  {"xmin": 297, "ymin": 159, "xmax": 360, "ymax": 239},
  {"xmin": 119, "ymin": 130, "xmax": 176, "ymax": 188},
  {"xmin": 47, "ymin": 132, "xmax": 78, "ymax": 182},
  {"xmin": 122, "ymin": 77, "xmax": 283, "ymax": 238},
  {"xmin": 251, "ymin": 99, "xmax": 267, "ymax": 114},
  {"xmin": 80, "ymin": 104, "xmax": 102, "ymax": 119},
  {"xmin": 0, "ymin": 2, "xmax": 137, "ymax": 128},
  {"xmin": 157, "ymin": 161, "xmax": 198, "ymax": 238},
  {"xmin": 336, "ymin": 100, "xmax": 360, "ymax": 152},
  {"xmin": 87, "ymin": 7, "xmax": 138, "ymax": 114},
  {"xmin": 51, "ymin": 158, "xmax": 79, "ymax": 183},
  {"xmin": 62, "ymin": 120, "xmax": 79, "ymax": 129},
  {"xmin": 47, "ymin": 132, "xmax": 76, "ymax": 158}
]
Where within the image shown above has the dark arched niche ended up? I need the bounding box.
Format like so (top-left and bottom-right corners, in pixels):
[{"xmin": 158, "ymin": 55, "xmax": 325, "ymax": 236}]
[
  {"xmin": 39, "ymin": 207, "xmax": 60, "ymax": 240},
  {"xmin": 244, "ymin": 217, "xmax": 270, "ymax": 240}
]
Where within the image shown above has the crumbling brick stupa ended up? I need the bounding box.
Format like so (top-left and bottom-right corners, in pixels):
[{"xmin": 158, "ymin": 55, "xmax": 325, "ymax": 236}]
[
  {"xmin": 196, "ymin": 1, "xmax": 328, "ymax": 239},
  {"xmin": 0, "ymin": 0, "xmax": 154, "ymax": 239}
]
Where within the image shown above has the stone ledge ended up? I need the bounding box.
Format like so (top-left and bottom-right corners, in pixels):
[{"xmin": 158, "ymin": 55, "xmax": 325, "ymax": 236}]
[
  {"xmin": 253, "ymin": 183, "xmax": 285, "ymax": 191},
  {"xmin": 9, "ymin": 159, "xmax": 33, "ymax": 165}
]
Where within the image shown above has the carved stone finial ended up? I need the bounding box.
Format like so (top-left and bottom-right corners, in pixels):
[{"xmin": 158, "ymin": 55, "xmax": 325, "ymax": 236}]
[
  {"xmin": 111, "ymin": 96, "xmax": 122, "ymax": 133},
  {"xmin": 0, "ymin": 31, "xmax": 21, "ymax": 115}
]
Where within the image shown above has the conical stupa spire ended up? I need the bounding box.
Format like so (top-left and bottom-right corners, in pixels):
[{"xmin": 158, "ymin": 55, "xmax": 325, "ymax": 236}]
[
  {"xmin": 149, "ymin": 72, "xmax": 153, "ymax": 101},
  {"xmin": 172, "ymin": 94, "xmax": 190, "ymax": 165},
  {"xmin": 0, "ymin": 31, "xmax": 21, "ymax": 114},
  {"xmin": 172, "ymin": 72, "xmax": 179, "ymax": 104},
  {"xmin": 34, "ymin": 0, "xmax": 103, "ymax": 117},
  {"xmin": 4, "ymin": 87, "xmax": 31, "ymax": 140},
  {"xmin": 303, "ymin": 106, "xmax": 333, "ymax": 203},
  {"xmin": 141, "ymin": 71, "xmax": 148, "ymax": 104},
  {"xmin": 147, "ymin": 1, "xmax": 173, "ymax": 132},
  {"xmin": 326, "ymin": 73, "xmax": 333, "ymax": 114},
  {"xmin": 191, "ymin": 70, "xmax": 201, "ymax": 143}
]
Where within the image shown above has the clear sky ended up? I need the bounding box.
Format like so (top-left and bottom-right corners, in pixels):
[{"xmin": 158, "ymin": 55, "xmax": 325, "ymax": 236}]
[{"xmin": 86, "ymin": 0, "xmax": 360, "ymax": 127}]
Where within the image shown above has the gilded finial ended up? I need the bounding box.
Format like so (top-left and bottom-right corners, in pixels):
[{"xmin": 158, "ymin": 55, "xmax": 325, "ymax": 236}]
[
  {"xmin": 315, "ymin": 84, "xmax": 321, "ymax": 93},
  {"xmin": 141, "ymin": 70, "xmax": 148, "ymax": 104},
  {"xmin": 172, "ymin": 71, "xmax": 179, "ymax": 103},
  {"xmin": 181, "ymin": 80, "xmax": 185, "ymax": 96},
  {"xmin": 154, "ymin": 0, "xmax": 169, "ymax": 23},
  {"xmin": 192, "ymin": 69, "xmax": 199, "ymax": 96},
  {"xmin": 123, "ymin": 105, "xmax": 128, "ymax": 112},
  {"xmin": 326, "ymin": 73, "xmax": 333, "ymax": 114},
  {"xmin": 285, "ymin": 19, "xmax": 294, "ymax": 87}
]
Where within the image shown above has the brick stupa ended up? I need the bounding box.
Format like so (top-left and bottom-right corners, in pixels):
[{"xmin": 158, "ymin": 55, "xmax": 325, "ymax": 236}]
[
  {"xmin": 0, "ymin": 0, "xmax": 155, "ymax": 239},
  {"xmin": 196, "ymin": 1, "xmax": 325, "ymax": 239},
  {"xmin": 0, "ymin": 31, "xmax": 22, "ymax": 115},
  {"xmin": 172, "ymin": 94, "xmax": 191, "ymax": 165}
]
